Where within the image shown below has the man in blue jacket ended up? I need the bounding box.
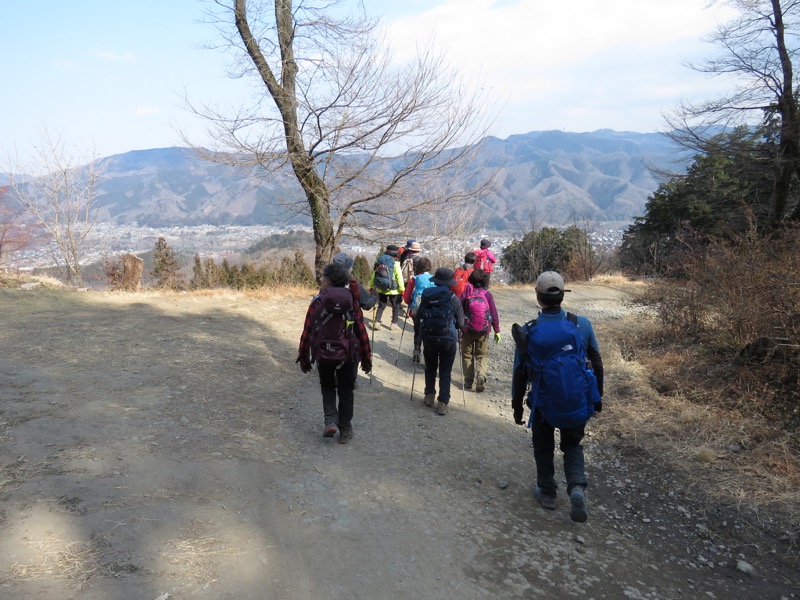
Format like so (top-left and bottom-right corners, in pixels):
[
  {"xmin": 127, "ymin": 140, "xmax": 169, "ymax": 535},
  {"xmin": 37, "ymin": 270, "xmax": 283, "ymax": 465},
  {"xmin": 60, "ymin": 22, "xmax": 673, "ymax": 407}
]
[{"xmin": 511, "ymin": 271, "xmax": 604, "ymax": 523}]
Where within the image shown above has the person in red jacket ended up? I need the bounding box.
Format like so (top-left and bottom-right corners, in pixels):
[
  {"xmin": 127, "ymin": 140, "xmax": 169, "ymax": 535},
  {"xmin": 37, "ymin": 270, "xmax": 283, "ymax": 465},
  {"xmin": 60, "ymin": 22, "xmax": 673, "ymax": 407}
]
[{"xmin": 473, "ymin": 239, "xmax": 497, "ymax": 288}]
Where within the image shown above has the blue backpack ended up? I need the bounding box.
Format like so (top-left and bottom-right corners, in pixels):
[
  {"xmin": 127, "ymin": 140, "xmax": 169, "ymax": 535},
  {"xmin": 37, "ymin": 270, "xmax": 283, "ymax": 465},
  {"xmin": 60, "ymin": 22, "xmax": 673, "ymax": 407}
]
[
  {"xmin": 373, "ymin": 254, "xmax": 396, "ymax": 291},
  {"xmin": 513, "ymin": 312, "xmax": 600, "ymax": 429},
  {"xmin": 410, "ymin": 273, "xmax": 435, "ymax": 313},
  {"xmin": 419, "ymin": 286, "xmax": 456, "ymax": 343}
]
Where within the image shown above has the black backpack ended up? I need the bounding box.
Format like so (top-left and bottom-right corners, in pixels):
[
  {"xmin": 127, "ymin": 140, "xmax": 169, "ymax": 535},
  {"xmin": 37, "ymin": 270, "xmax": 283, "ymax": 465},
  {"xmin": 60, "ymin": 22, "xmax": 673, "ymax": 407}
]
[
  {"xmin": 310, "ymin": 287, "xmax": 359, "ymax": 364},
  {"xmin": 419, "ymin": 286, "xmax": 456, "ymax": 343},
  {"xmin": 373, "ymin": 253, "xmax": 397, "ymax": 292}
]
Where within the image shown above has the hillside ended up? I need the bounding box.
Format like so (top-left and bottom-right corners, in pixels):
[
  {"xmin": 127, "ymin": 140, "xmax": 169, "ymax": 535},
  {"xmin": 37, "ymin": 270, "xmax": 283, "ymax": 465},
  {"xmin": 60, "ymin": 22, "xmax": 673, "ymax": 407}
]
[
  {"xmin": 0, "ymin": 283, "xmax": 796, "ymax": 599},
  {"xmin": 86, "ymin": 130, "xmax": 682, "ymax": 230}
]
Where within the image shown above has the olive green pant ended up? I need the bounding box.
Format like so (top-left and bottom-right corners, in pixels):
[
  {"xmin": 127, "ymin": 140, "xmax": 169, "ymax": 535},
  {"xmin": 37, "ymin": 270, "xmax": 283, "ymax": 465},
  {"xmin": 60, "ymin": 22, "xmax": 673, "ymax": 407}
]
[{"xmin": 461, "ymin": 329, "xmax": 490, "ymax": 386}]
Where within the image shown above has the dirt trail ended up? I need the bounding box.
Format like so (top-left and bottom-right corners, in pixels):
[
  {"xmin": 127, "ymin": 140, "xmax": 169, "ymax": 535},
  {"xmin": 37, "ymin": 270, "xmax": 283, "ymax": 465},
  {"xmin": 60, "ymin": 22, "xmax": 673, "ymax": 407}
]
[{"xmin": 0, "ymin": 286, "xmax": 796, "ymax": 599}]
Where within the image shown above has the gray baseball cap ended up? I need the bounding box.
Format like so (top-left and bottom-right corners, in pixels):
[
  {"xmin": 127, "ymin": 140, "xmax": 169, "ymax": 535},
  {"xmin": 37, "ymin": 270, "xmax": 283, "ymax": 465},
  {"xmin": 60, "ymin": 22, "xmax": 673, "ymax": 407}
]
[{"xmin": 535, "ymin": 271, "xmax": 570, "ymax": 294}]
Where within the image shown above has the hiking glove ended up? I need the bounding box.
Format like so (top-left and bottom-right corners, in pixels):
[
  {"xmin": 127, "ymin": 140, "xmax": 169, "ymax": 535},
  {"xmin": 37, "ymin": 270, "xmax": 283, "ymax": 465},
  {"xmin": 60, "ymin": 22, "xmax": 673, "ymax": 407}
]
[
  {"xmin": 514, "ymin": 409, "xmax": 525, "ymax": 425},
  {"xmin": 594, "ymin": 401, "xmax": 603, "ymax": 413},
  {"xmin": 296, "ymin": 356, "xmax": 312, "ymax": 373},
  {"xmin": 361, "ymin": 359, "xmax": 372, "ymax": 374},
  {"xmin": 494, "ymin": 332, "xmax": 501, "ymax": 344}
]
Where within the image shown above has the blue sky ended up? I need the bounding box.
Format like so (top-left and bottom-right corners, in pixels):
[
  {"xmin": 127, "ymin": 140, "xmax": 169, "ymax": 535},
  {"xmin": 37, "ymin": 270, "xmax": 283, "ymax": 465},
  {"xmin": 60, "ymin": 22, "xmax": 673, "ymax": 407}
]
[{"xmin": 1, "ymin": 0, "xmax": 736, "ymax": 162}]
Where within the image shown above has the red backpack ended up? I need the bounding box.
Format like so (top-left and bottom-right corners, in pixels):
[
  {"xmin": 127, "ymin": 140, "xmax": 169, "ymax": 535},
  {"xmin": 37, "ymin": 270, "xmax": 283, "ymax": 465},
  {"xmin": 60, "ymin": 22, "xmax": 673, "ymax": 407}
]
[
  {"xmin": 451, "ymin": 267, "xmax": 473, "ymax": 298},
  {"xmin": 473, "ymin": 249, "xmax": 488, "ymax": 271},
  {"xmin": 463, "ymin": 288, "xmax": 492, "ymax": 334}
]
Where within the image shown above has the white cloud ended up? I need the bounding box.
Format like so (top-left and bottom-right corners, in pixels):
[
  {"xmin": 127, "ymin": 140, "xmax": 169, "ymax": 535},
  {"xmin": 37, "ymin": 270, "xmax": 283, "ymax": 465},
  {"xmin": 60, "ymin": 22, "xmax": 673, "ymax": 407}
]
[
  {"xmin": 92, "ymin": 50, "xmax": 137, "ymax": 63},
  {"xmin": 380, "ymin": 0, "xmax": 738, "ymax": 133}
]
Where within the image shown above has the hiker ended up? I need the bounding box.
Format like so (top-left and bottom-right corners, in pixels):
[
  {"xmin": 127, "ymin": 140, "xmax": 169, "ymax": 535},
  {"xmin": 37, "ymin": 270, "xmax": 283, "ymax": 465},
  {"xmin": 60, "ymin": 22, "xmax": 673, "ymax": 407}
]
[
  {"xmin": 400, "ymin": 240, "xmax": 422, "ymax": 283},
  {"xmin": 402, "ymin": 256, "xmax": 435, "ymax": 362},
  {"xmin": 461, "ymin": 268, "xmax": 501, "ymax": 392},
  {"xmin": 473, "ymin": 239, "xmax": 497, "ymax": 288},
  {"xmin": 413, "ymin": 267, "xmax": 464, "ymax": 416},
  {"xmin": 451, "ymin": 251, "xmax": 477, "ymax": 298},
  {"xmin": 369, "ymin": 244, "xmax": 405, "ymax": 330},
  {"xmin": 297, "ymin": 263, "xmax": 372, "ymax": 444},
  {"xmin": 511, "ymin": 271, "xmax": 604, "ymax": 523}
]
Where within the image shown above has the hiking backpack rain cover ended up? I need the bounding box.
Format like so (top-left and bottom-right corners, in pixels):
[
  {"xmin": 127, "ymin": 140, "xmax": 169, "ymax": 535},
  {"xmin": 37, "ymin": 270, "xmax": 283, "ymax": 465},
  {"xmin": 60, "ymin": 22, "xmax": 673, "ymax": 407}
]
[
  {"xmin": 419, "ymin": 287, "xmax": 456, "ymax": 343},
  {"xmin": 373, "ymin": 254, "xmax": 396, "ymax": 291},
  {"xmin": 310, "ymin": 287, "xmax": 359, "ymax": 364},
  {"xmin": 516, "ymin": 313, "xmax": 600, "ymax": 429},
  {"xmin": 463, "ymin": 288, "xmax": 492, "ymax": 334}
]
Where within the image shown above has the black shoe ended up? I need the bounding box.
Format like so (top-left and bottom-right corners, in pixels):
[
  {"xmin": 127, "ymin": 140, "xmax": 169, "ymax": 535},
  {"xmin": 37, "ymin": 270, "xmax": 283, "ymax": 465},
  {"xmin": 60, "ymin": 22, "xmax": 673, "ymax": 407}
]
[
  {"xmin": 569, "ymin": 486, "xmax": 588, "ymax": 523},
  {"xmin": 533, "ymin": 486, "xmax": 556, "ymax": 510},
  {"xmin": 338, "ymin": 426, "xmax": 353, "ymax": 444},
  {"xmin": 464, "ymin": 380, "xmax": 473, "ymax": 390}
]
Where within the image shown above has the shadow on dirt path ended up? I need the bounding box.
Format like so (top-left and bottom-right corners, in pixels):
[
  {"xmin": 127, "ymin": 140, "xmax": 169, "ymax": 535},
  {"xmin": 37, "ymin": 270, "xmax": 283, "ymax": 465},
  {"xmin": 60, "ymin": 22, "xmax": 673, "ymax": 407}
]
[{"xmin": 0, "ymin": 287, "xmax": 796, "ymax": 599}]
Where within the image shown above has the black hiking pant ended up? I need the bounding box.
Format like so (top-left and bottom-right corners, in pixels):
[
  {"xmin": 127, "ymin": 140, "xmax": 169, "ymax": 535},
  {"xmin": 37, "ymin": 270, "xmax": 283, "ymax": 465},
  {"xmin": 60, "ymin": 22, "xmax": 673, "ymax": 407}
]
[
  {"xmin": 531, "ymin": 409, "xmax": 587, "ymax": 496},
  {"xmin": 317, "ymin": 360, "xmax": 356, "ymax": 429},
  {"xmin": 422, "ymin": 337, "xmax": 457, "ymax": 404}
]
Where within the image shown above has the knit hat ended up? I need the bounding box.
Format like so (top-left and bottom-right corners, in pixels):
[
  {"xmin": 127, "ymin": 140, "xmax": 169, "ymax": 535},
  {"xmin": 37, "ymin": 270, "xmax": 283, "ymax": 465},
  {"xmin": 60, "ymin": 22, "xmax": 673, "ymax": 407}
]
[
  {"xmin": 385, "ymin": 244, "xmax": 400, "ymax": 257},
  {"xmin": 535, "ymin": 271, "xmax": 571, "ymax": 294}
]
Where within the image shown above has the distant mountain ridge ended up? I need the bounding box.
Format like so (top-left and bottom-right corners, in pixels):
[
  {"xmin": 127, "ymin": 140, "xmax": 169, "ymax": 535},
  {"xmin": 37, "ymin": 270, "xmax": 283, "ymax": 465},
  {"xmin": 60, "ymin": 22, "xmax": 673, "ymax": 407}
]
[{"xmin": 91, "ymin": 130, "xmax": 684, "ymax": 230}]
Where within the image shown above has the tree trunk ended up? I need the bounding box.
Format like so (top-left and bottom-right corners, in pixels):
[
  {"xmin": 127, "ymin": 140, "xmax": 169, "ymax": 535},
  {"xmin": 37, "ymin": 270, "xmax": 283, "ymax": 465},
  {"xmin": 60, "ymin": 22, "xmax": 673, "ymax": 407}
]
[{"xmin": 235, "ymin": 0, "xmax": 335, "ymax": 278}]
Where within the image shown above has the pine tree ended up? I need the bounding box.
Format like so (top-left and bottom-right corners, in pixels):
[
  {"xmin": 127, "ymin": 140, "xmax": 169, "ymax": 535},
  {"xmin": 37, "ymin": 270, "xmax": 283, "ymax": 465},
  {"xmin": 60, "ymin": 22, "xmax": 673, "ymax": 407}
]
[{"xmin": 150, "ymin": 237, "xmax": 184, "ymax": 290}]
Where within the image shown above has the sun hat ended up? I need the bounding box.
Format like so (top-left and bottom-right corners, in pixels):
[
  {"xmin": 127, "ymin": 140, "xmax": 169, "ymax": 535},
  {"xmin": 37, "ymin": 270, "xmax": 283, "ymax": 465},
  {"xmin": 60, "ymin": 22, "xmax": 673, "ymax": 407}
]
[
  {"xmin": 535, "ymin": 271, "xmax": 571, "ymax": 294},
  {"xmin": 332, "ymin": 252, "xmax": 354, "ymax": 271},
  {"xmin": 431, "ymin": 267, "xmax": 456, "ymax": 287},
  {"xmin": 406, "ymin": 241, "xmax": 422, "ymax": 252}
]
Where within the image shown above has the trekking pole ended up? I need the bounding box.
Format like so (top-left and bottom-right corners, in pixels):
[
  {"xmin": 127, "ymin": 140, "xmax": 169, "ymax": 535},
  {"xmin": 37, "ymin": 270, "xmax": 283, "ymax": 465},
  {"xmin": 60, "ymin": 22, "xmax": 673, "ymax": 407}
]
[
  {"xmin": 409, "ymin": 353, "xmax": 419, "ymax": 401},
  {"xmin": 394, "ymin": 311, "xmax": 410, "ymax": 365},
  {"xmin": 370, "ymin": 305, "xmax": 377, "ymax": 386},
  {"xmin": 458, "ymin": 338, "xmax": 467, "ymax": 407}
]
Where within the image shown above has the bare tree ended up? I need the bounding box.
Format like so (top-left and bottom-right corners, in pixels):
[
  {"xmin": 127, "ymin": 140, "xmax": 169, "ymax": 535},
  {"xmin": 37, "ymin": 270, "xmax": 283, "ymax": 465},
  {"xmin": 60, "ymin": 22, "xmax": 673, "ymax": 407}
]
[
  {"xmin": 664, "ymin": 0, "xmax": 800, "ymax": 227},
  {"xmin": 0, "ymin": 185, "xmax": 44, "ymax": 269},
  {"xmin": 4, "ymin": 131, "xmax": 104, "ymax": 286},
  {"xmin": 186, "ymin": 0, "xmax": 494, "ymax": 276},
  {"xmin": 565, "ymin": 210, "xmax": 614, "ymax": 280}
]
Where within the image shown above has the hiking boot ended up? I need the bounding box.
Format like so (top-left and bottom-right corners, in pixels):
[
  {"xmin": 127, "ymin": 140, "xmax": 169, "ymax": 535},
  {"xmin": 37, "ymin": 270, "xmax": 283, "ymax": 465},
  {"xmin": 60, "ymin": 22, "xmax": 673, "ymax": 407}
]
[
  {"xmin": 475, "ymin": 375, "xmax": 486, "ymax": 393},
  {"xmin": 412, "ymin": 348, "xmax": 421, "ymax": 363},
  {"xmin": 338, "ymin": 426, "xmax": 353, "ymax": 444},
  {"xmin": 464, "ymin": 379, "xmax": 473, "ymax": 390},
  {"xmin": 569, "ymin": 486, "xmax": 588, "ymax": 523},
  {"xmin": 322, "ymin": 422, "xmax": 337, "ymax": 438},
  {"xmin": 424, "ymin": 393, "xmax": 435, "ymax": 407},
  {"xmin": 533, "ymin": 486, "xmax": 556, "ymax": 510},
  {"xmin": 437, "ymin": 401, "xmax": 448, "ymax": 416}
]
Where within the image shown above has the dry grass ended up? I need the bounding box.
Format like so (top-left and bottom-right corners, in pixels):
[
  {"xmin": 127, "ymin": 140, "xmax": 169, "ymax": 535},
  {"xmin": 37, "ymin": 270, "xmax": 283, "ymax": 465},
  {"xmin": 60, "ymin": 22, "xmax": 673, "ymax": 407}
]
[
  {"xmin": 601, "ymin": 315, "xmax": 800, "ymax": 533},
  {"xmin": 162, "ymin": 519, "xmax": 239, "ymax": 585},
  {"xmin": 0, "ymin": 534, "xmax": 107, "ymax": 588},
  {"xmin": 0, "ymin": 271, "xmax": 67, "ymax": 289}
]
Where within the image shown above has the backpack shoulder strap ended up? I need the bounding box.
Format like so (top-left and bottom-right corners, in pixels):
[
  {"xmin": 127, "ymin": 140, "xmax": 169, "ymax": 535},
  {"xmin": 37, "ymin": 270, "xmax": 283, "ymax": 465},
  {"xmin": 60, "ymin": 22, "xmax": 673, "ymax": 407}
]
[{"xmin": 566, "ymin": 311, "xmax": 578, "ymax": 325}]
